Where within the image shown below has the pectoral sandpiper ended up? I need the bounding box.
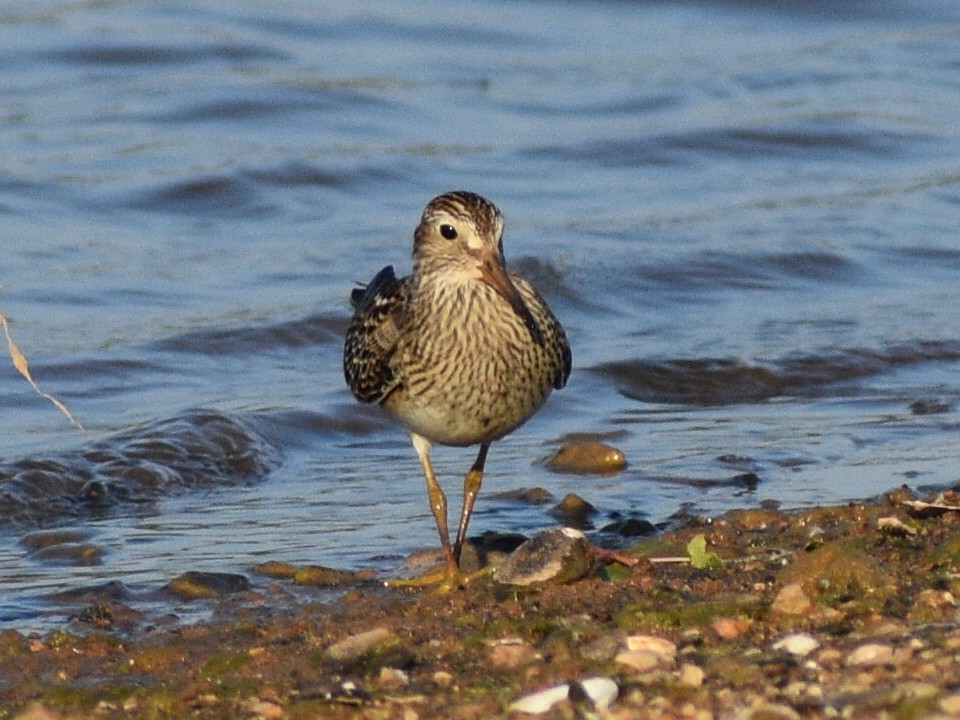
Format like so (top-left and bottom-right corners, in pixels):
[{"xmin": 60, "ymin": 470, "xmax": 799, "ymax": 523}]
[{"xmin": 343, "ymin": 191, "xmax": 571, "ymax": 585}]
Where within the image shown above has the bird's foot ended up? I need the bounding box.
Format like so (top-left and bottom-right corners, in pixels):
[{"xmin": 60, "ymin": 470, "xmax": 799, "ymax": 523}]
[{"xmin": 385, "ymin": 565, "xmax": 494, "ymax": 593}]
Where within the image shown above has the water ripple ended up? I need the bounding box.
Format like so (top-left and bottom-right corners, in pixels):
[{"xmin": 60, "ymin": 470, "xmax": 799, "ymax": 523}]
[
  {"xmin": 592, "ymin": 340, "xmax": 960, "ymax": 405},
  {"xmin": 0, "ymin": 410, "xmax": 279, "ymax": 530}
]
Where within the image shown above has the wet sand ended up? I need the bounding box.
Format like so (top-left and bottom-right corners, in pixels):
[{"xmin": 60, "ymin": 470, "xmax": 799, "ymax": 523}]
[{"xmin": 6, "ymin": 485, "xmax": 960, "ymax": 719}]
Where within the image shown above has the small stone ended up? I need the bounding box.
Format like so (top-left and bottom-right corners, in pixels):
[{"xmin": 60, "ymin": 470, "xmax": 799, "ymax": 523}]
[
  {"xmin": 736, "ymin": 703, "xmax": 802, "ymax": 720},
  {"xmin": 616, "ymin": 636, "xmax": 676, "ymax": 673},
  {"xmin": 29, "ymin": 542, "xmax": 104, "ymax": 566},
  {"xmin": 13, "ymin": 702, "xmax": 62, "ymax": 720},
  {"xmin": 782, "ymin": 681, "xmax": 823, "ymax": 704},
  {"xmin": 625, "ymin": 635, "xmax": 677, "ymax": 659},
  {"xmin": 580, "ymin": 632, "xmax": 626, "ymax": 663},
  {"xmin": 876, "ymin": 516, "xmax": 918, "ymax": 536},
  {"xmin": 293, "ymin": 565, "xmax": 356, "ymax": 587},
  {"xmin": 166, "ymin": 572, "xmax": 251, "ymax": 600},
  {"xmin": 846, "ymin": 642, "xmax": 894, "ymax": 667},
  {"xmin": 488, "ymin": 638, "xmax": 537, "ymax": 669},
  {"xmin": 771, "ymin": 583, "xmax": 812, "ymax": 616},
  {"xmin": 679, "ymin": 663, "xmax": 705, "ymax": 687},
  {"xmin": 549, "ymin": 494, "xmax": 597, "ymax": 527},
  {"xmin": 490, "ymin": 487, "xmax": 553, "ymax": 504},
  {"xmin": 241, "ymin": 697, "xmax": 283, "ymax": 720},
  {"xmin": 20, "ymin": 529, "xmax": 93, "ymax": 550},
  {"xmin": 432, "ymin": 671, "xmax": 454, "ymax": 687},
  {"xmin": 712, "ymin": 617, "xmax": 749, "ymax": 640},
  {"xmin": 547, "ymin": 441, "xmax": 627, "ymax": 474},
  {"xmin": 772, "ymin": 633, "xmax": 820, "ymax": 658},
  {"xmin": 615, "ymin": 649, "xmax": 661, "ymax": 672},
  {"xmin": 939, "ymin": 693, "xmax": 960, "ymax": 714},
  {"xmin": 325, "ymin": 628, "xmax": 398, "ymax": 664},
  {"xmin": 497, "ymin": 528, "xmax": 592, "ymax": 587},
  {"xmin": 377, "ymin": 667, "xmax": 410, "ymax": 689},
  {"xmin": 250, "ymin": 561, "xmax": 298, "ymax": 579}
]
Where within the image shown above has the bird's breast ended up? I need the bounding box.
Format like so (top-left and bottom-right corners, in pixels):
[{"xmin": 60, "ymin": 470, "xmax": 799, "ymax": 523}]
[{"xmin": 383, "ymin": 280, "xmax": 559, "ymax": 446}]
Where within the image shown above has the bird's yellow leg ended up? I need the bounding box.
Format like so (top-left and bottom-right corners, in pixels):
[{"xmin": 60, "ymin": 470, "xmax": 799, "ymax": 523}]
[
  {"xmin": 453, "ymin": 443, "xmax": 489, "ymax": 564},
  {"xmin": 387, "ymin": 434, "xmax": 463, "ymax": 589}
]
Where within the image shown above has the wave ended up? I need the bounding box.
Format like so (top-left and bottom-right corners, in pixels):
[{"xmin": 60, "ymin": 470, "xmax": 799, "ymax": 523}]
[
  {"xmin": 591, "ymin": 340, "xmax": 960, "ymax": 405},
  {"xmin": 0, "ymin": 410, "xmax": 279, "ymax": 530}
]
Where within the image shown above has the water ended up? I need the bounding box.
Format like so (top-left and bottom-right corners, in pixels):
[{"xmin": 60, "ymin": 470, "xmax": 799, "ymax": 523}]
[{"xmin": 3, "ymin": 0, "xmax": 960, "ymax": 631}]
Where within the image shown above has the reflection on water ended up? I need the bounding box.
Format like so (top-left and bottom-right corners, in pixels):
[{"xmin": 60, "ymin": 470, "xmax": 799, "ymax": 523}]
[{"xmin": 3, "ymin": 0, "xmax": 960, "ymax": 631}]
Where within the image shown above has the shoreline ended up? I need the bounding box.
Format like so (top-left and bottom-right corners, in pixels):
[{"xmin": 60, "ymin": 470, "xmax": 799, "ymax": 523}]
[{"xmin": 5, "ymin": 485, "xmax": 960, "ymax": 719}]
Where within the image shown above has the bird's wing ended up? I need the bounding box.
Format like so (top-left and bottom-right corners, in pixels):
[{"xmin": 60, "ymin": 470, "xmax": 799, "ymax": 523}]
[
  {"xmin": 343, "ymin": 266, "xmax": 410, "ymax": 403},
  {"xmin": 513, "ymin": 275, "xmax": 572, "ymax": 391}
]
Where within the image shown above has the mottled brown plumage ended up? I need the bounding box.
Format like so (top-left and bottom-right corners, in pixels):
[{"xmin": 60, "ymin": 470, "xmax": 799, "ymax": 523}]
[{"xmin": 344, "ymin": 191, "xmax": 571, "ymax": 583}]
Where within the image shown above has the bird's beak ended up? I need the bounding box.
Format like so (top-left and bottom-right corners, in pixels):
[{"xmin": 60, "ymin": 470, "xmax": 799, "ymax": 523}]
[{"xmin": 478, "ymin": 247, "xmax": 545, "ymax": 347}]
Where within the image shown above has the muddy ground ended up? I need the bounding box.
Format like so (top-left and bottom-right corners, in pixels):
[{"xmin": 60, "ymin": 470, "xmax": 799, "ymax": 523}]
[{"xmin": 5, "ymin": 485, "xmax": 960, "ymax": 720}]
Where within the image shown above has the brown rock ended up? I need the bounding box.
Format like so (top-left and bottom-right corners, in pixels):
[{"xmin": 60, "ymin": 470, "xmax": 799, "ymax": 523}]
[
  {"xmin": 488, "ymin": 638, "xmax": 538, "ymax": 669},
  {"xmin": 293, "ymin": 565, "xmax": 356, "ymax": 587},
  {"xmin": 549, "ymin": 493, "xmax": 597, "ymax": 526},
  {"xmin": 325, "ymin": 628, "xmax": 398, "ymax": 664},
  {"xmin": 547, "ymin": 441, "xmax": 627, "ymax": 474},
  {"xmin": 679, "ymin": 663, "xmax": 706, "ymax": 687},
  {"xmin": 846, "ymin": 643, "xmax": 894, "ymax": 667},
  {"xmin": 166, "ymin": 572, "xmax": 251, "ymax": 600},
  {"xmin": 771, "ymin": 583, "xmax": 812, "ymax": 616}
]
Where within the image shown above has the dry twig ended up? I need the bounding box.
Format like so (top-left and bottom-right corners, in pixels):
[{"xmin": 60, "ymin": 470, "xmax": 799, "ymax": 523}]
[{"xmin": 1, "ymin": 310, "xmax": 84, "ymax": 432}]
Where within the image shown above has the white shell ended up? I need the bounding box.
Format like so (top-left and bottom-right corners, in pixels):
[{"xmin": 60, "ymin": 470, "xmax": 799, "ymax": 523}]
[
  {"xmin": 508, "ymin": 676, "xmax": 618, "ymax": 714},
  {"xmin": 771, "ymin": 632, "xmax": 820, "ymax": 657}
]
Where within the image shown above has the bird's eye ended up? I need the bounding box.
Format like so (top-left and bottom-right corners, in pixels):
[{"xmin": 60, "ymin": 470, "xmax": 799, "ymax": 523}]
[{"xmin": 439, "ymin": 224, "xmax": 458, "ymax": 240}]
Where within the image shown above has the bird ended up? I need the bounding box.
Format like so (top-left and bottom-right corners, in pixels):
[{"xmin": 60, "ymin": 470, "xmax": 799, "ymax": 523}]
[{"xmin": 343, "ymin": 190, "xmax": 571, "ymax": 585}]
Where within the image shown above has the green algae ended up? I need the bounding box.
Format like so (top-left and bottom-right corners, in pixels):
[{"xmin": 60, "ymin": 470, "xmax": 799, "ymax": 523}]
[
  {"xmin": 199, "ymin": 650, "xmax": 252, "ymax": 680},
  {"xmin": 615, "ymin": 593, "xmax": 763, "ymax": 633}
]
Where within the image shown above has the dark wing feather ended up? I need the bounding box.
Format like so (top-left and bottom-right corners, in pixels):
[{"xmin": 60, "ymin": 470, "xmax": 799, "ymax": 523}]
[{"xmin": 343, "ymin": 266, "xmax": 410, "ymax": 403}]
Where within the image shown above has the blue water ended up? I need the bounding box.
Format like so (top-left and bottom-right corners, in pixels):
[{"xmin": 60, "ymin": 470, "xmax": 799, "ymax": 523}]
[{"xmin": 3, "ymin": 0, "xmax": 960, "ymax": 631}]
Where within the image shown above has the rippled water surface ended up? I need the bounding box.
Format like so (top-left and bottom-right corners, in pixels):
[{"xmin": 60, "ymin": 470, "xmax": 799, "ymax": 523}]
[{"xmin": 3, "ymin": 0, "xmax": 960, "ymax": 631}]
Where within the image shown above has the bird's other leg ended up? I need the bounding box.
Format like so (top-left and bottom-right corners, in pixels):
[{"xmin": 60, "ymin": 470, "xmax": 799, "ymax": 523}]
[
  {"xmin": 411, "ymin": 433, "xmax": 459, "ymax": 578},
  {"xmin": 453, "ymin": 443, "xmax": 490, "ymax": 565}
]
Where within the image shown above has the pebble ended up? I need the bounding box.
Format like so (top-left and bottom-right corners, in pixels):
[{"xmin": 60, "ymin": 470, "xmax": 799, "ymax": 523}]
[
  {"xmin": 712, "ymin": 617, "xmax": 749, "ymax": 640},
  {"xmin": 240, "ymin": 696, "xmax": 283, "ymax": 719},
  {"xmin": 488, "ymin": 638, "xmax": 538, "ymax": 669},
  {"xmin": 772, "ymin": 633, "xmax": 820, "ymax": 658},
  {"xmin": 625, "ymin": 635, "xmax": 677, "ymax": 658},
  {"xmin": 324, "ymin": 627, "xmax": 398, "ymax": 664},
  {"xmin": 19, "ymin": 529, "xmax": 93, "ymax": 550},
  {"xmin": 12, "ymin": 702, "xmax": 60, "ymax": 720},
  {"xmin": 736, "ymin": 703, "xmax": 802, "ymax": 720},
  {"xmin": 616, "ymin": 636, "xmax": 677, "ymax": 672},
  {"xmin": 496, "ymin": 528, "xmax": 592, "ymax": 587},
  {"xmin": 490, "ymin": 487, "xmax": 553, "ymax": 504},
  {"xmin": 29, "ymin": 542, "xmax": 104, "ymax": 566},
  {"xmin": 940, "ymin": 694, "xmax": 960, "ymax": 715},
  {"xmin": 547, "ymin": 441, "xmax": 627, "ymax": 474},
  {"xmin": 771, "ymin": 583, "xmax": 812, "ymax": 615},
  {"xmin": 549, "ymin": 494, "xmax": 597, "ymax": 526},
  {"xmin": 293, "ymin": 565, "xmax": 357, "ymax": 587},
  {"xmin": 377, "ymin": 666, "xmax": 410, "ymax": 689},
  {"xmin": 679, "ymin": 663, "xmax": 706, "ymax": 687},
  {"xmin": 166, "ymin": 571, "xmax": 251, "ymax": 600},
  {"xmin": 615, "ymin": 649, "xmax": 662, "ymax": 672},
  {"xmin": 432, "ymin": 671, "xmax": 454, "ymax": 688},
  {"xmin": 846, "ymin": 642, "xmax": 895, "ymax": 667},
  {"xmin": 250, "ymin": 561, "xmax": 298, "ymax": 579}
]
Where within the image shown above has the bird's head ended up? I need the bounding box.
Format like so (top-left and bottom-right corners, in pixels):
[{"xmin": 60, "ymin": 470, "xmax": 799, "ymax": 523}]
[
  {"xmin": 412, "ymin": 191, "xmax": 543, "ymax": 345},
  {"xmin": 413, "ymin": 190, "xmax": 506, "ymax": 284}
]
